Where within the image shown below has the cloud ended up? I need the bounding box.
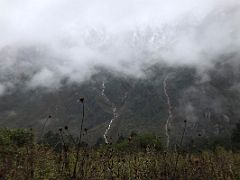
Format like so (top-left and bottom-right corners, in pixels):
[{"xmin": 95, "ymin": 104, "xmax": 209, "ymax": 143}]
[
  {"xmin": 0, "ymin": 84, "xmax": 6, "ymax": 96},
  {"xmin": 0, "ymin": 0, "xmax": 239, "ymax": 92},
  {"xmin": 27, "ymin": 68, "xmax": 59, "ymax": 89}
]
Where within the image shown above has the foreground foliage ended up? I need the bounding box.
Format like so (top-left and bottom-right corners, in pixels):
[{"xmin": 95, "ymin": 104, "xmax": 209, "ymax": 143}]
[{"xmin": 0, "ymin": 128, "xmax": 240, "ymax": 179}]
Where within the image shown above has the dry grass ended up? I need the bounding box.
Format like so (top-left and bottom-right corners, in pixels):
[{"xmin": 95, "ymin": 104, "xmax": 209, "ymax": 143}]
[{"xmin": 1, "ymin": 143, "xmax": 240, "ymax": 179}]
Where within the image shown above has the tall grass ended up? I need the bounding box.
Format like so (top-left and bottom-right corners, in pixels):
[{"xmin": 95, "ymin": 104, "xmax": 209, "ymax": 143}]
[{"xmin": 0, "ymin": 129, "xmax": 240, "ymax": 179}]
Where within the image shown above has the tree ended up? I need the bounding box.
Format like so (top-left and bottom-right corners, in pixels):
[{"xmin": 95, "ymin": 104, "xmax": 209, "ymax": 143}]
[
  {"xmin": 41, "ymin": 130, "xmax": 61, "ymax": 147},
  {"xmin": 95, "ymin": 137, "xmax": 105, "ymax": 147},
  {"xmin": 114, "ymin": 133, "xmax": 162, "ymax": 152},
  {"xmin": 231, "ymin": 123, "xmax": 240, "ymax": 150}
]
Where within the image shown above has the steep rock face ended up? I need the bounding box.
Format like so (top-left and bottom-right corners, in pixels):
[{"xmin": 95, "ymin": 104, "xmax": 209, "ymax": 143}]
[{"xmin": 0, "ymin": 54, "xmax": 240, "ymax": 145}]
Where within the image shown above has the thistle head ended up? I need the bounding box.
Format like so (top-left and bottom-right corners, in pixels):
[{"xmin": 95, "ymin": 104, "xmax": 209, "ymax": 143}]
[
  {"xmin": 79, "ymin": 97, "xmax": 84, "ymax": 103},
  {"xmin": 128, "ymin": 136, "xmax": 132, "ymax": 142}
]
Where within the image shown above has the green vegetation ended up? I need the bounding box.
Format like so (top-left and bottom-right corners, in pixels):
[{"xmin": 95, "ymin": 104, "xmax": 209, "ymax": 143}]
[
  {"xmin": 114, "ymin": 133, "xmax": 162, "ymax": 152},
  {"xmin": 232, "ymin": 123, "xmax": 240, "ymax": 151},
  {"xmin": 0, "ymin": 127, "xmax": 240, "ymax": 179}
]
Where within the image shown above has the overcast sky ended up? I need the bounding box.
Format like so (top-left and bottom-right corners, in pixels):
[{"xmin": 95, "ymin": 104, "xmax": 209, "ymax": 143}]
[
  {"xmin": 0, "ymin": 0, "xmax": 239, "ymax": 93},
  {"xmin": 0, "ymin": 0, "xmax": 237, "ymax": 43}
]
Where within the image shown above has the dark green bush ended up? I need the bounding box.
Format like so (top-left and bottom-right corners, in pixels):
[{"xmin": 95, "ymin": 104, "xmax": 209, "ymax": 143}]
[
  {"xmin": 114, "ymin": 133, "xmax": 162, "ymax": 152},
  {"xmin": 0, "ymin": 128, "xmax": 33, "ymax": 147}
]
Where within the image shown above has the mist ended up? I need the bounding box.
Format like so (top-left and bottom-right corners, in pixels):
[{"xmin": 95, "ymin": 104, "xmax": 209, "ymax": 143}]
[{"xmin": 0, "ymin": 0, "xmax": 240, "ymax": 93}]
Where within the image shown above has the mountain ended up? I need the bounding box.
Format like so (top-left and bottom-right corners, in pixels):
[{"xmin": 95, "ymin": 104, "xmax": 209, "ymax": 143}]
[{"xmin": 0, "ymin": 52, "xmax": 240, "ymax": 146}]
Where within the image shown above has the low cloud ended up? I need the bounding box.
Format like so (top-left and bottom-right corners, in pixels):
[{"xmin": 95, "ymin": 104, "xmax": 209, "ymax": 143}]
[
  {"xmin": 0, "ymin": 0, "xmax": 239, "ymax": 93},
  {"xmin": 0, "ymin": 84, "xmax": 6, "ymax": 96}
]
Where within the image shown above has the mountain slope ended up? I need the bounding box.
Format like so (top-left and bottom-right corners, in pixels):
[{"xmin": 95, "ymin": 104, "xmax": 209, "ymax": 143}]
[{"xmin": 0, "ymin": 54, "xmax": 240, "ymax": 145}]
